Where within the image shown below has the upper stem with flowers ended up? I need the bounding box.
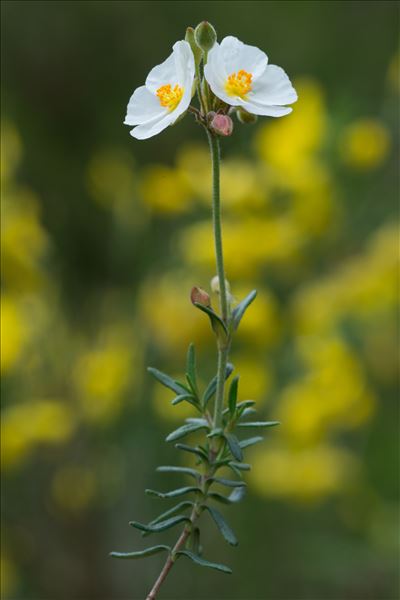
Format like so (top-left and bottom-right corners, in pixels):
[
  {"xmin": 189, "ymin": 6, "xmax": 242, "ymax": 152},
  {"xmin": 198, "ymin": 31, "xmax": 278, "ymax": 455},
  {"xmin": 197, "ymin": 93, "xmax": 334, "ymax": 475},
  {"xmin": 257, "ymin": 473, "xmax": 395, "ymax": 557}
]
[{"xmin": 114, "ymin": 21, "xmax": 297, "ymax": 600}]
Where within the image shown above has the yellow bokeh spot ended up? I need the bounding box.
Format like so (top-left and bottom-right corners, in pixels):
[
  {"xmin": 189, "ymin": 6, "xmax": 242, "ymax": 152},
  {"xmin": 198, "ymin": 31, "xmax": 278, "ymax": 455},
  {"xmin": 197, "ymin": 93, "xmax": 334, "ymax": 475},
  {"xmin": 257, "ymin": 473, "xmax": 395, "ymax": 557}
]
[
  {"xmin": 249, "ymin": 444, "xmax": 358, "ymax": 502},
  {"xmin": 73, "ymin": 337, "xmax": 134, "ymax": 423},
  {"xmin": 340, "ymin": 118, "xmax": 390, "ymax": 170},
  {"xmin": 1, "ymin": 294, "xmax": 30, "ymax": 373},
  {"xmin": 51, "ymin": 466, "xmax": 96, "ymax": 512},
  {"xmin": 1, "ymin": 400, "xmax": 76, "ymax": 469},
  {"xmin": 1, "ymin": 555, "xmax": 18, "ymax": 599},
  {"xmin": 140, "ymin": 165, "xmax": 191, "ymax": 215},
  {"xmin": 152, "ymin": 379, "xmax": 194, "ymax": 423}
]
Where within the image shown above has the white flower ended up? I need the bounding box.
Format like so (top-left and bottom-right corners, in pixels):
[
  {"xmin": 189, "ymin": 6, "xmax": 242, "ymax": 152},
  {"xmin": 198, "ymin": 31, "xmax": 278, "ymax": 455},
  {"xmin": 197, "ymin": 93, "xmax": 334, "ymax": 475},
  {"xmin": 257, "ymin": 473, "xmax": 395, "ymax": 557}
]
[
  {"xmin": 204, "ymin": 36, "xmax": 297, "ymax": 117},
  {"xmin": 124, "ymin": 41, "xmax": 195, "ymax": 140}
]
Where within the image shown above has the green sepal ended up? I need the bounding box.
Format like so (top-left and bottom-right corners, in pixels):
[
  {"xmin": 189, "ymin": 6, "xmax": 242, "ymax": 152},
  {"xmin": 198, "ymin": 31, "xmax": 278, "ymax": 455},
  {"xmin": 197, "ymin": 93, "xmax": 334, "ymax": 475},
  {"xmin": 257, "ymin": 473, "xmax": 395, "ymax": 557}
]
[
  {"xmin": 224, "ymin": 433, "xmax": 243, "ymax": 462},
  {"xmin": 211, "ymin": 477, "xmax": 247, "ymax": 488},
  {"xmin": 176, "ymin": 550, "xmax": 232, "ymax": 574},
  {"xmin": 228, "ymin": 376, "xmax": 239, "ymax": 417},
  {"xmin": 145, "ymin": 487, "xmax": 202, "ymax": 499},
  {"xmin": 110, "ymin": 545, "xmax": 170, "ymax": 559},
  {"xmin": 202, "ymin": 506, "xmax": 238, "ymax": 546},
  {"xmin": 238, "ymin": 436, "xmax": 263, "ymax": 449},
  {"xmin": 175, "ymin": 443, "xmax": 209, "ymax": 462},
  {"xmin": 147, "ymin": 367, "xmax": 188, "ymax": 395},
  {"xmin": 156, "ymin": 466, "xmax": 201, "ymax": 480},
  {"xmin": 203, "ymin": 362, "xmax": 234, "ymax": 407},
  {"xmin": 231, "ymin": 290, "xmax": 257, "ymax": 331},
  {"xmin": 238, "ymin": 421, "xmax": 280, "ymax": 428},
  {"xmin": 166, "ymin": 422, "xmax": 208, "ymax": 443},
  {"xmin": 130, "ymin": 515, "xmax": 191, "ymax": 534},
  {"xmin": 209, "ymin": 486, "xmax": 246, "ymax": 505}
]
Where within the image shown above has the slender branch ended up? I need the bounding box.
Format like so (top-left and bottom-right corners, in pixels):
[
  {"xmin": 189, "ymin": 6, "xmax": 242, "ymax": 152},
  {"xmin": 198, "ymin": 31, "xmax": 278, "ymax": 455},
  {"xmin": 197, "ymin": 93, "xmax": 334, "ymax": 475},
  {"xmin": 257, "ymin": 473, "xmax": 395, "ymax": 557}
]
[{"xmin": 146, "ymin": 506, "xmax": 197, "ymax": 600}]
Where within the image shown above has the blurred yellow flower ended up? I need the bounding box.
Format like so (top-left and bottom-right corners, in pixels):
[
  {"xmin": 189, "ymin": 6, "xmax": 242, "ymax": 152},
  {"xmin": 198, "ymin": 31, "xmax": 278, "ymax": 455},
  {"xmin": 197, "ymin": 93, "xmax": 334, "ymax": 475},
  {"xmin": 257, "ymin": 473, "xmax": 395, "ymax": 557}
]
[
  {"xmin": 0, "ymin": 555, "xmax": 18, "ymax": 599},
  {"xmin": 1, "ymin": 191, "xmax": 49, "ymax": 291},
  {"xmin": 1, "ymin": 294, "xmax": 30, "ymax": 373},
  {"xmin": 73, "ymin": 334, "xmax": 135, "ymax": 423},
  {"xmin": 1, "ymin": 400, "xmax": 76, "ymax": 469},
  {"xmin": 139, "ymin": 273, "xmax": 211, "ymax": 353},
  {"xmin": 229, "ymin": 354, "xmax": 274, "ymax": 402},
  {"xmin": 152, "ymin": 379, "xmax": 194, "ymax": 423},
  {"xmin": 140, "ymin": 165, "xmax": 191, "ymax": 215},
  {"xmin": 249, "ymin": 444, "xmax": 358, "ymax": 502},
  {"xmin": 255, "ymin": 78, "xmax": 327, "ymax": 182},
  {"xmin": 339, "ymin": 118, "xmax": 390, "ymax": 170},
  {"xmin": 51, "ymin": 465, "xmax": 96, "ymax": 512}
]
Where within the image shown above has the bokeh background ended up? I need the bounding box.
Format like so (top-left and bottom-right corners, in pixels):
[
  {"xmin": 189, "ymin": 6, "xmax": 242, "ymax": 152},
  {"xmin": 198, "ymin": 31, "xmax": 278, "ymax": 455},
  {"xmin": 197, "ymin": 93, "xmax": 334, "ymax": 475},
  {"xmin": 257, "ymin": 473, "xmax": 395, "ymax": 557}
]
[{"xmin": 1, "ymin": 1, "xmax": 399, "ymax": 599}]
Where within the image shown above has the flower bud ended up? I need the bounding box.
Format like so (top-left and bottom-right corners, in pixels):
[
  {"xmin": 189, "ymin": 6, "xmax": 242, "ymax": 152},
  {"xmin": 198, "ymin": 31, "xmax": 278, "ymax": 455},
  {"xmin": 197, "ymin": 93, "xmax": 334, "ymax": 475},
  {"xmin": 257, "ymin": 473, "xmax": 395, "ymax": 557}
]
[
  {"xmin": 211, "ymin": 276, "xmax": 231, "ymax": 295},
  {"xmin": 209, "ymin": 112, "xmax": 233, "ymax": 137},
  {"xmin": 194, "ymin": 21, "xmax": 217, "ymax": 53},
  {"xmin": 236, "ymin": 107, "xmax": 258, "ymax": 125},
  {"xmin": 190, "ymin": 286, "xmax": 211, "ymax": 307},
  {"xmin": 185, "ymin": 27, "xmax": 202, "ymax": 67}
]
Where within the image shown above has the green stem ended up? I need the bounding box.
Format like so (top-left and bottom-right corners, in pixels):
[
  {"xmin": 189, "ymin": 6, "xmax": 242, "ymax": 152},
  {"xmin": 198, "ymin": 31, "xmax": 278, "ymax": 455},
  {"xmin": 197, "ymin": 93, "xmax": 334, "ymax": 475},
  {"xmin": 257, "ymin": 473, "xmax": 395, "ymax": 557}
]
[{"xmin": 206, "ymin": 130, "xmax": 230, "ymax": 430}]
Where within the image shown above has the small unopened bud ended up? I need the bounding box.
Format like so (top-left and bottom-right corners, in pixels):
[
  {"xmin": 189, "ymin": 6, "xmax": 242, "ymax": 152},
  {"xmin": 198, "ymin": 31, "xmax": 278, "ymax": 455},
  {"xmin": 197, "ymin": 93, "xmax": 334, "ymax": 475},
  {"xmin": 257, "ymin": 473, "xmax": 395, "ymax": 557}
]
[
  {"xmin": 209, "ymin": 113, "xmax": 233, "ymax": 137},
  {"xmin": 194, "ymin": 21, "xmax": 217, "ymax": 53},
  {"xmin": 185, "ymin": 27, "xmax": 202, "ymax": 66},
  {"xmin": 190, "ymin": 286, "xmax": 211, "ymax": 307},
  {"xmin": 211, "ymin": 276, "xmax": 231, "ymax": 295},
  {"xmin": 236, "ymin": 107, "xmax": 258, "ymax": 125}
]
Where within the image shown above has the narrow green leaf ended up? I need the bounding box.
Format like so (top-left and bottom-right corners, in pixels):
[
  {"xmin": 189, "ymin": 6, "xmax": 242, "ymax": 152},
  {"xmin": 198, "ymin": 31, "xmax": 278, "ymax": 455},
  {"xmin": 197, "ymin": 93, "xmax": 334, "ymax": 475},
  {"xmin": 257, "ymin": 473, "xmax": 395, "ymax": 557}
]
[
  {"xmin": 208, "ymin": 486, "xmax": 246, "ymax": 504},
  {"xmin": 175, "ymin": 443, "xmax": 209, "ymax": 462},
  {"xmin": 186, "ymin": 343, "xmax": 198, "ymax": 394},
  {"xmin": 110, "ymin": 545, "xmax": 170, "ymax": 559},
  {"xmin": 171, "ymin": 393, "xmax": 196, "ymax": 406},
  {"xmin": 229, "ymin": 461, "xmax": 251, "ymax": 471},
  {"xmin": 166, "ymin": 422, "xmax": 208, "ymax": 443},
  {"xmin": 130, "ymin": 515, "xmax": 191, "ymax": 533},
  {"xmin": 203, "ymin": 363, "xmax": 234, "ymax": 407},
  {"xmin": 188, "ymin": 527, "xmax": 201, "ymax": 555},
  {"xmin": 145, "ymin": 487, "xmax": 202, "ymax": 499},
  {"xmin": 223, "ymin": 400, "xmax": 255, "ymax": 416},
  {"xmin": 149, "ymin": 501, "xmax": 193, "ymax": 526},
  {"xmin": 156, "ymin": 466, "xmax": 201, "ymax": 480},
  {"xmin": 238, "ymin": 421, "xmax": 280, "ymax": 428},
  {"xmin": 228, "ymin": 376, "xmax": 239, "ymax": 417},
  {"xmin": 231, "ymin": 290, "xmax": 257, "ymax": 331},
  {"xmin": 224, "ymin": 433, "xmax": 243, "ymax": 462},
  {"xmin": 239, "ymin": 407, "xmax": 257, "ymax": 419},
  {"xmin": 203, "ymin": 506, "xmax": 238, "ymax": 546},
  {"xmin": 147, "ymin": 367, "xmax": 188, "ymax": 395},
  {"xmin": 176, "ymin": 550, "xmax": 232, "ymax": 574},
  {"xmin": 238, "ymin": 436, "xmax": 263, "ymax": 449},
  {"xmin": 211, "ymin": 477, "xmax": 247, "ymax": 488},
  {"xmin": 193, "ymin": 302, "xmax": 228, "ymax": 341}
]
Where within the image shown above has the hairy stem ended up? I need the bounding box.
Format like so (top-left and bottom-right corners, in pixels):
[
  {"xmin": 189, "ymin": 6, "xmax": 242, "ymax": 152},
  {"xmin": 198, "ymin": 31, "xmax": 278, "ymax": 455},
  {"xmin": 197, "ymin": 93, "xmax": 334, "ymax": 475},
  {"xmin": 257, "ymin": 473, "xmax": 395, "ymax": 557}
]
[{"xmin": 207, "ymin": 130, "xmax": 230, "ymax": 430}]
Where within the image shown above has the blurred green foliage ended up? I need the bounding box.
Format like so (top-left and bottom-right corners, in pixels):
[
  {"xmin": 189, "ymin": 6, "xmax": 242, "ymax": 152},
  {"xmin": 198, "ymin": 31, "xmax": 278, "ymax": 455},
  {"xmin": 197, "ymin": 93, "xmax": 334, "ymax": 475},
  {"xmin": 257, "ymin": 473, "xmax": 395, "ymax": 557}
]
[{"xmin": 1, "ymin": 1, "xmax": 399, "ymax": 599}]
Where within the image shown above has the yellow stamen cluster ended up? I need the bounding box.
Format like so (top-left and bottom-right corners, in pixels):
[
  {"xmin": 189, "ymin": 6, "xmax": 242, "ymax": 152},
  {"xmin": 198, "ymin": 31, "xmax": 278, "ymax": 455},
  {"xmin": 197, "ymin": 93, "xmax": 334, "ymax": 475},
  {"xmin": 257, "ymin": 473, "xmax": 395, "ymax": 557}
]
[
  {"xmin": 156, "ymin": 84, "xmax": 184, "ymax": 112},
  {"xmin": 225, "ymin": 69, "xmax": 253, "ymax": 99}
]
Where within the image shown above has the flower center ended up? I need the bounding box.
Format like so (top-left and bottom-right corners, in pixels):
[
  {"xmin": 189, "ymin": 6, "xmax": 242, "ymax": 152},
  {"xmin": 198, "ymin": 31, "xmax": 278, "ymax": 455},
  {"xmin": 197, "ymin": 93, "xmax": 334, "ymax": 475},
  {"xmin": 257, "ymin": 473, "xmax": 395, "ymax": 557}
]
[
  {"xmin": 156, "ymin": 84, "xmax": 184, "ymax": 111},
  {"xmin": 225, "ymin": 70, "xmax": 253, "ymax": 99}
]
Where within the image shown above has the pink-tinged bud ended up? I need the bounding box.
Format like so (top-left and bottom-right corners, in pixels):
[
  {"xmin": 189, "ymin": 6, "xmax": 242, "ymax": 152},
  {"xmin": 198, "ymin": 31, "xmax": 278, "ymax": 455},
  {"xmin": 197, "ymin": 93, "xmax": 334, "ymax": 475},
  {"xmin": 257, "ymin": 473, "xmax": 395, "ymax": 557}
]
[
  {"xmin": 190, "ymin": 286, "xmax": 211, "ymax": 307},
  {"xmin": 209, "ymin": 113, "xmax": 233, "ymax": 137}
]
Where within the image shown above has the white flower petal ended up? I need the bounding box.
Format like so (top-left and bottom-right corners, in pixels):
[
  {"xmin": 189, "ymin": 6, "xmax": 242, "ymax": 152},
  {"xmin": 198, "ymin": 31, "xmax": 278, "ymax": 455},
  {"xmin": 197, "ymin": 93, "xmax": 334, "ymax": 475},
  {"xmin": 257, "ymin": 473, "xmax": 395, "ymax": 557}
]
[
  {"xmin": 251, "ymin": 65, "xmax": 297, "ymax": 105},
  {"xmin": 145, "ymin": 51, "xmax": 177, "ymax": 93},
  {"xmin": 129, "ymin": 111, "xmax": 176, "ymax": 140},
  {"xmin": 173, "ymin": 40, "xmax": 195, "ymax": 87},
  {"xmin": 219, "ymin": 36, "xmax": 268, "ymax": 79},
  {"xmin": 124, "ymin": 86, "xmax": 167, "ymax": 126},
  {"xmin": 240, "ymin": 100, "xmax": 293, "ymax": 117}
]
